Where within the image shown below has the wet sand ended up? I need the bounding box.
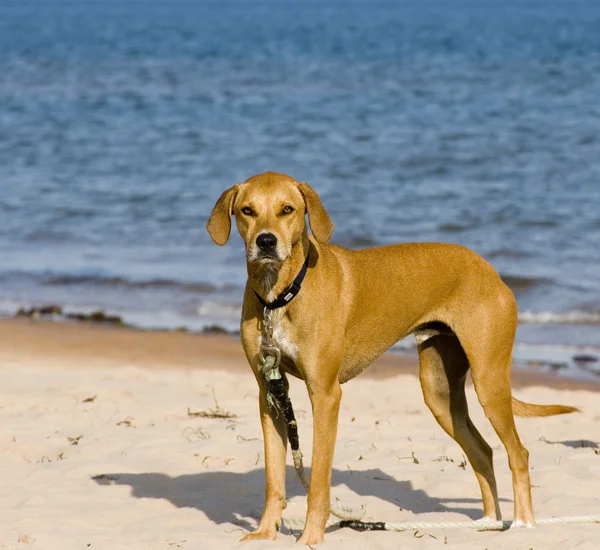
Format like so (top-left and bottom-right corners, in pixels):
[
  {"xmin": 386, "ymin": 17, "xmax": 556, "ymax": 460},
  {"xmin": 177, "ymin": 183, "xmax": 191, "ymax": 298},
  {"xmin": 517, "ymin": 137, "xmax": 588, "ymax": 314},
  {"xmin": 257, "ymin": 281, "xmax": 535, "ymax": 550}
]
[{"xmin": 1, "ymin": 317, "xmax": 598, "ymax": 391}]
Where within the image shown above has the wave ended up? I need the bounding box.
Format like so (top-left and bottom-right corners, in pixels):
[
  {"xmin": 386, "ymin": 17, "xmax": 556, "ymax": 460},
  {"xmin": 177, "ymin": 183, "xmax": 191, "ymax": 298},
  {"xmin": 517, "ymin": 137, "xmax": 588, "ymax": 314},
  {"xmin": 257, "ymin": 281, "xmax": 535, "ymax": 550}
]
[
  {"xmin": 197, "ymin": 300, "xmax": 242, "ymax": 317},
  {"xmin": 500, "ymin": 274, "xmax": 547, "ymax": 295},
  {"xmin": 486, "ymin": 248, "xmax": 531, "ymax": 260},
  {"xmin": 43, "ymin": 274, "xmax": 235, "ymax": 294},
  {"xmin": 519, "ymin": 311, "xmax": 600, "ymax": 325},
  {"xmin": 332, "ymin": 236, "xmax": 380, "ymax": 248}
]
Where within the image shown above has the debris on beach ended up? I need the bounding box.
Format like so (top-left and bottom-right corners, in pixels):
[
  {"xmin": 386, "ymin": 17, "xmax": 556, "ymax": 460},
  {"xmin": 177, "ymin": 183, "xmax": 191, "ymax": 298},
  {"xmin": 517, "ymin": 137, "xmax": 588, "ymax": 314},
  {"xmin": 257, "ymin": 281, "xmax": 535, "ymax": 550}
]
[
  {"xmin": 187, "ymin": 388, "xmax": 238, "ymax": 419},
  {"xmin": 187, "ymin": 405, "xmax": 237, "ymax": 420},
  {"xmin": 13, "ymin": 305, "xmax": 242, "ymax": 336},
  {"xmin": 181, "ymin": 426, "xmax": 210, "ymax": 441},
  {"xmin": 91, "ymin": 474, "xmax": 118, "ymax": 484},
  {"xmin": 16, "ymin": 305, "xmax": 125, "ymax": 326},
  {"xmin": 66, "ymin": 310, "xmax": 124, "ymax": 325},
  {"xmin": 16, "ymin": 304, "xmax": 63, "ymax": 318},
  {"xmin": 116, "ymin": 417, "xmax": 135, "ymax": 428},
  {"xmin": 67, "ymin": 435, "xmax": 83, "ymax": 445}
]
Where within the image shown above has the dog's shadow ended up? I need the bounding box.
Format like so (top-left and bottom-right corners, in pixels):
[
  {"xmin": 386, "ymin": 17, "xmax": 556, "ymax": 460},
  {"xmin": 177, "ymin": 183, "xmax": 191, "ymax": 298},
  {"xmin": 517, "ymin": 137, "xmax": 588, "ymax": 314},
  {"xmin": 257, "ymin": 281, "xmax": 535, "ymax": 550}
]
[{"xmin": 93, "ymin": 466, "xmax": 504, "ymax": 530}]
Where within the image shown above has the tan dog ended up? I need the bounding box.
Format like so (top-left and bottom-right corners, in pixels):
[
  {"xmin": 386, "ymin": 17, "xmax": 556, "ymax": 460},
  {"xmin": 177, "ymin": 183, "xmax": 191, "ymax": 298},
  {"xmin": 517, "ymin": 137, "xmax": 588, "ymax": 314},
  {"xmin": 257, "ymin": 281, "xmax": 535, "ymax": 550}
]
[{"xmin": 207, "ymin": 171, "xmax": 576, "ymax": 545}]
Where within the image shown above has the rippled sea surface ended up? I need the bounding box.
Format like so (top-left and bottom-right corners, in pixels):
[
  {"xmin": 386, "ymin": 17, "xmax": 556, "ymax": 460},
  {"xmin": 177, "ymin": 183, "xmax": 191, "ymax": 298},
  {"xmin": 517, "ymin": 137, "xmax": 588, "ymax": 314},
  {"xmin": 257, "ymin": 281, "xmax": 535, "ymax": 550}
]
[{"xmin": 1, "ymin": 1, "xmax": 600, "ymax": 368}]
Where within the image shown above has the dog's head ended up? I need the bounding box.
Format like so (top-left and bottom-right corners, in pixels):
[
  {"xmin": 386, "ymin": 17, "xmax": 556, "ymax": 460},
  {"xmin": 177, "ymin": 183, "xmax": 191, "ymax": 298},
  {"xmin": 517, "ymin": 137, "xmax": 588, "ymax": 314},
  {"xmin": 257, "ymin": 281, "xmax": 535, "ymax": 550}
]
[{"xmin": 207, "ymin": 172, "xmax": 334, "ymax": 265}]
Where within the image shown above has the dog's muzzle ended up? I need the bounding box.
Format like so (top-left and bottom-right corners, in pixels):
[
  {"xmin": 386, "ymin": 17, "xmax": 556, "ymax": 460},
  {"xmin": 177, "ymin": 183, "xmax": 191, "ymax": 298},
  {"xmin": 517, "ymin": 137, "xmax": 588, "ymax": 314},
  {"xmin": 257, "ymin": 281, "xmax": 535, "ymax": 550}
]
[{"xmin": 255, "ymin": 232, "xmax": 279, "ymax": 259}]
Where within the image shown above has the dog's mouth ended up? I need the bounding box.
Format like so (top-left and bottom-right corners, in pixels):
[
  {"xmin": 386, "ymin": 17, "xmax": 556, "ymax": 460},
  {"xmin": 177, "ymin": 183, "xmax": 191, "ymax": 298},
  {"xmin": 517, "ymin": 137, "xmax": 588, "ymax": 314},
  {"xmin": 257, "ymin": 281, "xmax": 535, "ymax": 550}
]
[
  {"xmin": 247, "ymin": 249, "xmax": 284, "ymax": 263},
  {"xmin": 255, "ymin": 252, "xmax": 282, "ymax": 262}
]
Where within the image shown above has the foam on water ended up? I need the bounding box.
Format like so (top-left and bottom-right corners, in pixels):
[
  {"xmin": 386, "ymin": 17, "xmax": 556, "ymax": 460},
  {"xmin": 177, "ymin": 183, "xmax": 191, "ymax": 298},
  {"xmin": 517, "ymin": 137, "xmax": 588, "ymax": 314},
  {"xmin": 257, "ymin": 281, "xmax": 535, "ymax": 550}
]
[{"xmin": 519, "ymin": 311, "xmax": 600, "ymax": 325}]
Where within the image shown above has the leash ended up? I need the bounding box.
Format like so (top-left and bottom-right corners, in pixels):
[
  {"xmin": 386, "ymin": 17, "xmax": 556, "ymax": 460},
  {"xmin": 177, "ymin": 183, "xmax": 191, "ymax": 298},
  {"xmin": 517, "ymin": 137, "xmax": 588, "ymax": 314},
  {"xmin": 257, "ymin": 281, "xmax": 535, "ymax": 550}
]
[{"xmin": 281, "ymin": 515, "xmax": 600, "ymax": 532}]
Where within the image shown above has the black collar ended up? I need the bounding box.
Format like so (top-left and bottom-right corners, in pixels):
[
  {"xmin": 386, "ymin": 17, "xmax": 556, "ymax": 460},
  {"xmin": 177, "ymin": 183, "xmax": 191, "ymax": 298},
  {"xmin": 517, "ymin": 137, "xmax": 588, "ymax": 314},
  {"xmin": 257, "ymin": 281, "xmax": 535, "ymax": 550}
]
[{"xmin": 254, "ymin": 253, "xmax": 310, "ymax": 310}]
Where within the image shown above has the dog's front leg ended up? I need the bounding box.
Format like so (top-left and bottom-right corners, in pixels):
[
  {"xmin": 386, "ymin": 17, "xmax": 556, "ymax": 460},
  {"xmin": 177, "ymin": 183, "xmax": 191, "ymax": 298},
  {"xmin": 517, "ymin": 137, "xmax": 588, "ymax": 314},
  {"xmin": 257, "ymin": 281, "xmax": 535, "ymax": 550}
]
[
  {"xmin": 240, "ymin": 376, "xmax": 288, "ymax": 541},
  {"xmin": 298, "ymin": 376, "xmax": 342, "ymax": 545}
]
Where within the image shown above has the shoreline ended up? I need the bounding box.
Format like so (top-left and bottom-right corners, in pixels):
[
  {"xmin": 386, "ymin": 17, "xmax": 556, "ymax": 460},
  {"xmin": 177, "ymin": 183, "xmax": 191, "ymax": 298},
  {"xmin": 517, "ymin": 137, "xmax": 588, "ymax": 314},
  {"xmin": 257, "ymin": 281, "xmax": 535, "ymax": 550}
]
[{"xmin": 2, "ymin": 317, "xmax": 599, "ymax": 392}]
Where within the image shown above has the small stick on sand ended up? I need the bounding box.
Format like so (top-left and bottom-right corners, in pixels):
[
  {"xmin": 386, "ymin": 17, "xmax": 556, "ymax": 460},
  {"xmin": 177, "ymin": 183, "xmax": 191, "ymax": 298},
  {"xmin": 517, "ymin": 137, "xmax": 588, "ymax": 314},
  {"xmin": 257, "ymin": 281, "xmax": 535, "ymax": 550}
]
[
  {"xmin": 398, "ymin": 452, "xmax": 420, "ymax": 464},
  {"xmin": 187, "ymin": 406, "xmax": 237, "ymax": 419},
  {"xmin": 181, "ymin": 426, "xmax": 210, "ymax": 441},
  {"xmin": 116, "ymin": 417, "xmax": 135, "ymax": 427},
  {"xmin": 236, "ymin": 435, "xmax": 260, "ymax": 442},
  {"xmin": 187, "ymin": 389, "xmax": 237, "ymax": 419}
]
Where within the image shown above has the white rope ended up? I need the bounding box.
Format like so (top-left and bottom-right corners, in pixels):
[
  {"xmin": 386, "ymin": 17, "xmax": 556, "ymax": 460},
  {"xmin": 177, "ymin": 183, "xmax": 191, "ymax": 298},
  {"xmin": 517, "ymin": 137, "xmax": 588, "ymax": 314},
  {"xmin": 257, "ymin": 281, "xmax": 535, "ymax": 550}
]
[{"xmin": 282, "ymin": 514, "xmax": 600, "ymax": 532}]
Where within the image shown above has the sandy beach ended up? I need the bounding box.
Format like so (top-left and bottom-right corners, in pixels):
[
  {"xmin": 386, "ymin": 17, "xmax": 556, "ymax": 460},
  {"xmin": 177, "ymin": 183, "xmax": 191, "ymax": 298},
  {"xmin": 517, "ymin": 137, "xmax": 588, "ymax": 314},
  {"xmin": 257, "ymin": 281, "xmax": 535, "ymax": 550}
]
[{"xmin": 0, "ymin": 318, "xmax": 599, "ymax": 549}]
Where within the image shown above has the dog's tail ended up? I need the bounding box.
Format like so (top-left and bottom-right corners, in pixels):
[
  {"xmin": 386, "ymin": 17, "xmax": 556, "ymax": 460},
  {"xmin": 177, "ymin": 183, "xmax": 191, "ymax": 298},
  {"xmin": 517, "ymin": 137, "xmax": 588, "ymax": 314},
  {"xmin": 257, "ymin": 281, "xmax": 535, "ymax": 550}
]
[{"xmin": 512, "ymin": 397, "xmax": 579, "ymax": 417}]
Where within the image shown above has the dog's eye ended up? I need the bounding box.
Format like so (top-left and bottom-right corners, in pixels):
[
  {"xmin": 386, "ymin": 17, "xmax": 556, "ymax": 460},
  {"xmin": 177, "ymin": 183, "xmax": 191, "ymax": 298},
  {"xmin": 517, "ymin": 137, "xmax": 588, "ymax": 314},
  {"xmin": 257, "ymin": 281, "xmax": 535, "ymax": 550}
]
[
  {"xmin": 241, "ymin": 207, "xmax": 254, "ymax": 216},
  {"xmin": 281, "ymin": 205, "xmax": 294, "ymax": 215}
]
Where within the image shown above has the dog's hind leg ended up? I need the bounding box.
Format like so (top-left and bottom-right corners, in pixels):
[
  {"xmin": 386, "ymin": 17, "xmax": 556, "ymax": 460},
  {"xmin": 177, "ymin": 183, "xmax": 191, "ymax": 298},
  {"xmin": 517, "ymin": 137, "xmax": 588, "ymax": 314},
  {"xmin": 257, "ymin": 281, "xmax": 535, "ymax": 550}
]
[
  {"xmin": 469, "ymin": 352, "xmax": 535, "ymax": 527},
  {"xmin": 418, "ymin": 331, "xmax": 501, "ymax": 520},
  {"xmin": 457, "ymin": 292, "xmax": 535, "ymax": 527}
]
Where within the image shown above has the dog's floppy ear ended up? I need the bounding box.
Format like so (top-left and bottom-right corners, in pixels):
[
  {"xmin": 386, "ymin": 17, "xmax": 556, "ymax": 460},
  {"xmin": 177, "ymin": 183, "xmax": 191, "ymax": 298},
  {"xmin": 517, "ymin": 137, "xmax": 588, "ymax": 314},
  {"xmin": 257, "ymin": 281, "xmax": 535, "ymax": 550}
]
[
  {"xmin": 298, "ymin": 181, "xmax": 334, "ymax": 244},
  {"xmin": 206, "ymin": 184, "xmax": 240, "ymax": 246}
]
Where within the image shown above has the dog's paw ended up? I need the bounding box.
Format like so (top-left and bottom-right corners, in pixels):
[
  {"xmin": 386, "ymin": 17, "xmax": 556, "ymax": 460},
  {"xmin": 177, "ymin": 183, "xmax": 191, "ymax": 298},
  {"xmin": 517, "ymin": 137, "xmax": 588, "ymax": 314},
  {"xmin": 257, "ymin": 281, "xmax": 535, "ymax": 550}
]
[
  {"xmin": 510, "ymin": 519, "xmax": 535, "ymax": 529},
  {"xmin": 298, "ymin": 529, "xmax": 324, "ymax": 546},
  {"xmin": 238, "ymin": 529, "xmax": 278, "ymax": 542}
]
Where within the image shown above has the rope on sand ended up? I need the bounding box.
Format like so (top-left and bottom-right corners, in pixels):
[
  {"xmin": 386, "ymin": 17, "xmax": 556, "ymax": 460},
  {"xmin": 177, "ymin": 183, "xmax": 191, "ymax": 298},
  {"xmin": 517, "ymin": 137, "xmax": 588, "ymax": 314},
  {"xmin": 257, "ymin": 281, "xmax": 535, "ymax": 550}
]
[
  {"xmin": 265, "ymin": 362, "xmax": 600, "ymax": 530},
  {"xmin": 265, "ymin": 363, "xmax": 600, "ymax": 531},
  {"xmin": 282, "ymin": 515, "xmax": 600, "ymax": 532}
]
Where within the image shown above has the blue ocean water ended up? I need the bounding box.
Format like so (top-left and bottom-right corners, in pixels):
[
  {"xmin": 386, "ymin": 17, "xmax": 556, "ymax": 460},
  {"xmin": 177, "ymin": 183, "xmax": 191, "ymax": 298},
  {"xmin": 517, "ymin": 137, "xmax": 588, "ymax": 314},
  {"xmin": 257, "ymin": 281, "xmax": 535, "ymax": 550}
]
[{"xmin": 1, "ymin": 1, "xmax": 600, "ymax": 373}]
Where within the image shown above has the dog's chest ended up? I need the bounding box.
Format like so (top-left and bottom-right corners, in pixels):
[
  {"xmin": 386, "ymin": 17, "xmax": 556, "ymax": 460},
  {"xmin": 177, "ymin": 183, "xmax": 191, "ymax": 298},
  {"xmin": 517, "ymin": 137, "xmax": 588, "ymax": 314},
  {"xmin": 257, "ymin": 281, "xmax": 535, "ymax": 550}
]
[{"xmin": 258, "ymin": 313, "xmax": 298, "ymax": 362}]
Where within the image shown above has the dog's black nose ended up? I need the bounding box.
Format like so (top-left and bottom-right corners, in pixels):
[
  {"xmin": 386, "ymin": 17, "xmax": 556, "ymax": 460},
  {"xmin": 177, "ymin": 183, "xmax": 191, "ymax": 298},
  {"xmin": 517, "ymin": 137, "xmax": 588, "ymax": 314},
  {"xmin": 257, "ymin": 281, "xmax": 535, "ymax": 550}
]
[{"xmin": 256, "ymin": 232, "xmax": 277, "ymax": 251}]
